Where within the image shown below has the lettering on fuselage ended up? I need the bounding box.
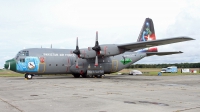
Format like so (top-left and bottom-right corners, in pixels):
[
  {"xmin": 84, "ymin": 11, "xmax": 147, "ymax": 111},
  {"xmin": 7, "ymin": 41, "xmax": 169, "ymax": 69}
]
[
  {"xmin": 43, "ymin": 53, "xmax": 75, "ymax": 57},
  {"xmin": 87, "ymin": 70, "xmax": 104, "ymax": 74},
  {"xmin": 123, "ymin": 54, "xmax": 136, "ymax": 57}
]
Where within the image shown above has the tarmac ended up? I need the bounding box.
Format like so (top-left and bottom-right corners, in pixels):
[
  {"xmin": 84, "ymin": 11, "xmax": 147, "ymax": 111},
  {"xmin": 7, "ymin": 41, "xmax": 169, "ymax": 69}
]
[{"xmin": 0, "ymin": 75, "xmax": 200, "ymax": 112}]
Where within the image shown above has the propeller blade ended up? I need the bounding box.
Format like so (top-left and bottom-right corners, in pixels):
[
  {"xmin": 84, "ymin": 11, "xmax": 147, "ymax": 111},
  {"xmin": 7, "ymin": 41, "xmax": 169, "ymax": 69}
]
[
  {"xmin": 92, "ymin": 31, "xmax": 101, "ymax": 52},
  {"xmin": 76, "ymin": 37, "xmax": 78, "ymax": 46},
  {"xmin": 92, "ymin": 31, "xmax": 101, "ymax": 66},
  {"xmin": 72, "ymin": 37, "xmax": 80, "ymax": 68},
  {"xmin": 76, "ymin": 56, "xmax": 79, "ymax": 68},
  {"xmin": 73, "ymin": 37, "xmax": 80, "ymax": 57},
  {"xmin": 95, "ymin": 56, "xmax": 98, "ymax": 66},
  {"xmin": 96, "ymin": 31, "xmax": 98, "ymax": 42}
]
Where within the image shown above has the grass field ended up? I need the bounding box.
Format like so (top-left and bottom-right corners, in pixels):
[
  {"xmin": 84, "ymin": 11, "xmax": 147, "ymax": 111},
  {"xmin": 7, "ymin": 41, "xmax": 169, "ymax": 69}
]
[
  {"xmin": 0, "ymin": 68, "xmax": 200, "ymax": 77},
  {"xmin": 118, "ymin": 68, "xmax": 200, "ymax": 76},
  {"xmin": 0, "ymin": 69, "xmax": 24, "ymax": 77}
]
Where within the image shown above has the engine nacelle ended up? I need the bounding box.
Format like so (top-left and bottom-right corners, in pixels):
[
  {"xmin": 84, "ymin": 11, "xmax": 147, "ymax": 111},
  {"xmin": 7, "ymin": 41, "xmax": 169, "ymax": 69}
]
[
  {"xmin": 79, "ymin": 44, "xmax": 124, "ymax": 59},
  {"xmin": 99, "ymin": 44, "xmax": 121, "ymax": 56}
]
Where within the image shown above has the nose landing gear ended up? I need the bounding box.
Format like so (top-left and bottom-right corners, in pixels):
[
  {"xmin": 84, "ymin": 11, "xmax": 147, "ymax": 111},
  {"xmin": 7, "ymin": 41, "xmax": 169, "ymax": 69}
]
[{"xmin": 25, "ymin": 73, "xmax": 33, "ymax": 79}]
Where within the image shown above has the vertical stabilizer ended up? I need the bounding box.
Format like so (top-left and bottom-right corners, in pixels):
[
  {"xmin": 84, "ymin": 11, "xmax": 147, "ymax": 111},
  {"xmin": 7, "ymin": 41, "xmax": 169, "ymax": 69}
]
[{"xmin": 137, "ymin": 18, "xmax": 157, "ymax": 52}]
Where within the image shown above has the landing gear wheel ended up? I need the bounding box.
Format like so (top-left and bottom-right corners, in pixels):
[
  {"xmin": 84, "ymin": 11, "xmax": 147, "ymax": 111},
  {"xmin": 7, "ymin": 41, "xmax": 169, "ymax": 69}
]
[
  {"xmin": 95, "ymin": 75, "xmax": 102, "ymax": 78},
  {"xmin": 73, "ymin": 74, "xmax": 80, "ymax": 78},
  {"xmin": 27, "ymin": 74, "xmax": 32, "ymax": 79},
  {"xmin": 87, "ymin": 75, "xmax": 93, "ymax": 78},
  {"xmin": 82, "ymin": 74, "xmax": 87, "ymax": 78},
  {"xmin": 25, "ymin": 74, "xmax": 28, "ymax": 78},
  {"xmin": 82, "ymin": 74, "xmax": 93, "ymax": 78},
  {"xmin": 25, "ymin": 74, "xmax": 33, "ymax": 79}
]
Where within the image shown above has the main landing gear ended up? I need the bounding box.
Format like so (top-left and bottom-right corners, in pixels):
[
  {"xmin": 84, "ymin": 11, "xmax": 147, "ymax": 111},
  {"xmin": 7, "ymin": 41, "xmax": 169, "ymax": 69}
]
[
  {"xmin": 25, "ymin": 73, "xmax": 33, "ymax": 79},
  {"xmin": 72, "ymin": 74, "xmax": 103, "ymax": 78},
  {"xmin": 72, "ymin": 74, "xmax": 80, "ymax": 78}
]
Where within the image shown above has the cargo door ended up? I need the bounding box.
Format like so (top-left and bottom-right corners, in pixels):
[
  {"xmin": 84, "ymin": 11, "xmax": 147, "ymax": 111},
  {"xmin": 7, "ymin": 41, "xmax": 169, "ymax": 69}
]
[{"xmin": 111, "ymin": 60, "xmax": 118, "ymax": 72}]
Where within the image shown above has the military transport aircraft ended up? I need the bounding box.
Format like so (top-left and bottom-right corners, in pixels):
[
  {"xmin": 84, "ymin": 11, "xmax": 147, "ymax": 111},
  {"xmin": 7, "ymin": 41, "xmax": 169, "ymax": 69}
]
[{"xmin": 4, "ymin": 18, "xmax": 194, "ymax": 79}]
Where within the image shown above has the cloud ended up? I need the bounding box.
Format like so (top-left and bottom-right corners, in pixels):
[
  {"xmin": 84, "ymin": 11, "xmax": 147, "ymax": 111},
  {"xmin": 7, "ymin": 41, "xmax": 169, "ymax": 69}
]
[
  {"xmin": 0, "ymin": 0, "xmax": 199, "ymax": 68},
  {"xmin": 138, "ymin": 0, "xmax": 200, "ymax": 64}
]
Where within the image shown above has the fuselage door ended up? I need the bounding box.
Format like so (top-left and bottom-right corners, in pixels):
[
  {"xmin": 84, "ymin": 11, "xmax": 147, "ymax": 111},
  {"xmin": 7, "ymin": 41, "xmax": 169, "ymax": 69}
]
[
  {"xmin": 38, "ymin": 57, "xmax": 45, "ymax": 73},
  {"xmin": 66, "ymin": 56, "xmax": 71, "ymax": 72},
  {"xmin": 111, "ymin": 60, "xmax": 118, "ymax": 72}
]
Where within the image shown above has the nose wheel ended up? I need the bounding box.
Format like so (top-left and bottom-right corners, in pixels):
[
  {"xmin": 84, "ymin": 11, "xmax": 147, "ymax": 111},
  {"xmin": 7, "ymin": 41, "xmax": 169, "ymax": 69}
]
[{"xmin": 25, "ymin": 73, "xmax": 33, "ymax": 79}]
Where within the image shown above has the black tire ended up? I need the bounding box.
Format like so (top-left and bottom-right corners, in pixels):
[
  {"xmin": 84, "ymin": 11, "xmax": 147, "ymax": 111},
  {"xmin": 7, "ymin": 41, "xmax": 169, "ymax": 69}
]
[
  {"xmin": 27, "ymin": 74, "xmax": 32, "ymax": 79},
  {"xmin": 73, "ymin": 74, "xmax": 80, "ymax": 78},
  {"xmin": 95, "ymin": 75, "xmax": 102, "ymax": 78},
  {"xmin": 24, "ymin": 73, "xmax": 28, "ymax": 78},
  {"xmin": 82, "ymin": 73, "xmax": 92, "ymax": 78},
  {"xmin": 25, "ymin": 74, "xmax": 32, "ymax": 79},
  {"xmin": 82, "ymin": 74, "xmax": 87, "ymax": 78}
]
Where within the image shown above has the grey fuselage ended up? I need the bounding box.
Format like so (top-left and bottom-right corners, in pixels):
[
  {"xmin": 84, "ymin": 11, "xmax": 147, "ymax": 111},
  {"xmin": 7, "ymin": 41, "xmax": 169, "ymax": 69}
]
[{"xmin": 13, "ymin": 48, "xmax": 146, "ymax": 75}]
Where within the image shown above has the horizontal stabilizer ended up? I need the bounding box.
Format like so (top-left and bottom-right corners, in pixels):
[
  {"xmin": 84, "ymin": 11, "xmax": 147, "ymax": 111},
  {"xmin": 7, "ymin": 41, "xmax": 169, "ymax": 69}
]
[
  {"xmin": 118, "ymin": 36, "xmax": 194, "ymax": 52},
  {"xmin": 146, "ymin": 51, "xmax": 183, "ymax": 56}
]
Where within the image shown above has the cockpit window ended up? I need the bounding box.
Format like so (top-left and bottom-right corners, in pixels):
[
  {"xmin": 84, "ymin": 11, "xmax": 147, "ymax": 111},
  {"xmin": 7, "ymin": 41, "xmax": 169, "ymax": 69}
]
[
  {"xmin": 20, "ymin": 58, "xmax": 25, "ymax": 62},
  {"xmin": 18, "ymin": 51, "xmax": 29, "ymax": 56},
  {"xmin": 21, "ymin": 51, "xmax": 29, "ymax": 56},
  {"xmin": 25, "ymin": 51, "xmax": 29, "ymax": 56},
  {"xmin": 15, "ymin": 51, "xmax": 29, "ymax": 60}
]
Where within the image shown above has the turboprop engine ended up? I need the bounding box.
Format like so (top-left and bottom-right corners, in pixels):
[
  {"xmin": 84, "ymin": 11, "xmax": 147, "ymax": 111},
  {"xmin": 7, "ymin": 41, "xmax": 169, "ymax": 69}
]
[
  {"xmin": 79, "ymin": 44, "xmax": 124, "ymax": 59},
  {"xmin": 73, "ymin": 31, "xmax": 125, "ymax": 67}
]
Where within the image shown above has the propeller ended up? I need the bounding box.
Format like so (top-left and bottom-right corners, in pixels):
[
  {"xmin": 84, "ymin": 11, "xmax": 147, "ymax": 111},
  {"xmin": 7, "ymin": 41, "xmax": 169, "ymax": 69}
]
[
  {"xmin": 92, "ymin": 31, "xmax": 101, "ymax": 66},
  {"xmin": 73, "ymin": 37, "xmax": 80, "ymax": 68}
]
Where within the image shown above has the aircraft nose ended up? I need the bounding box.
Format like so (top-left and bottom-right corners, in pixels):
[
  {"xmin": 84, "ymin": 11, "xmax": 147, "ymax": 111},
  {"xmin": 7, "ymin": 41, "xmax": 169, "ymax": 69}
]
[{"xmin": 4, "ymin": 59, "xmax": 16, "ymax": 72}]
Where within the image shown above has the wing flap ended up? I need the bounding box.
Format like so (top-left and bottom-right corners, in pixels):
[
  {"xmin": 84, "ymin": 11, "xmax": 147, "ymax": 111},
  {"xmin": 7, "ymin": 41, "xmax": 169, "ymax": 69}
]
[
  {"xmin": 146, "ymin": 51, "xmax": 183, "ymax": 56},
  {"xmin": 118, "ymin": 36, "xmax": 194, "ymax": 51}
]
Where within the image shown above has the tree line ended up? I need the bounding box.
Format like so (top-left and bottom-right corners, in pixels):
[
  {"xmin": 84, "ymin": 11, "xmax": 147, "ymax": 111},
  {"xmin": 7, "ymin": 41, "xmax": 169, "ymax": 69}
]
[{"xmin": 127, "ymin": 63, "xmax": 200, "ymax": 68}]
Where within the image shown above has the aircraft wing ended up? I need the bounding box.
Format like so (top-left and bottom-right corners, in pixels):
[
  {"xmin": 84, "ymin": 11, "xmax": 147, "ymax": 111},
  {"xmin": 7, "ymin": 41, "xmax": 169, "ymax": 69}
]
[
  {"xmin": 146, "ymin": 51, "xmax": 183, "ymax": 56},
  {"xmin": 118, "ymin": 36, "xmax": 194, "ymax": 51}
]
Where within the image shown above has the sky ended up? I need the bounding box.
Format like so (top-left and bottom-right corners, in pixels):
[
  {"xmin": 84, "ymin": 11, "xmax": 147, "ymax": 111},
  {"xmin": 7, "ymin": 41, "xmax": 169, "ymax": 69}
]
[{"xmin": 0, "ymin": 0, "xmax": 199, "ymax": 68}]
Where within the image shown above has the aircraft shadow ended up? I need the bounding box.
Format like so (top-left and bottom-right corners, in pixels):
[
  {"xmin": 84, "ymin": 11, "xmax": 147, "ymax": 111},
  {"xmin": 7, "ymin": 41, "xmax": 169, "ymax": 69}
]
[{"xmin": 7, "ymin": 75, "xmax": 158, "ymax": 81}]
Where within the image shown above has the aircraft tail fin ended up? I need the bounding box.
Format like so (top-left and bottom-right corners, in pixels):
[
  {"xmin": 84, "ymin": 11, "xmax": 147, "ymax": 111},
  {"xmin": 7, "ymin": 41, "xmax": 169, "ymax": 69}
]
[{"xmin": 137, "ymin": 18, "xmax": 158, "ymax": 52}]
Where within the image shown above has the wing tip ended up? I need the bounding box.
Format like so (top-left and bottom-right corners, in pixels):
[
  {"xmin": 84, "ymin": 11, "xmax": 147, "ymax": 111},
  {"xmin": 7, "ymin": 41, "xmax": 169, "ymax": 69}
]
[
  {"xmin": 181, "ymin": 36, "xmax": 195, "ymax": 40},
  {"xmin": 179, "ymin": 51, "xmax": 183, "ymax": 53}
]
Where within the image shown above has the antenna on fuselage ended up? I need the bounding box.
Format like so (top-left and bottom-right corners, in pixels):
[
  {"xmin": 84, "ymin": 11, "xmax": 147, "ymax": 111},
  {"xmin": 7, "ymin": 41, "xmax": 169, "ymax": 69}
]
[
  {"xmin": 41, "ymin": 46, "xmax": 42, "ymax": 48},
  {"xmin": 51, "ymin": 44, "xmax": 52, "ymax": 49}
]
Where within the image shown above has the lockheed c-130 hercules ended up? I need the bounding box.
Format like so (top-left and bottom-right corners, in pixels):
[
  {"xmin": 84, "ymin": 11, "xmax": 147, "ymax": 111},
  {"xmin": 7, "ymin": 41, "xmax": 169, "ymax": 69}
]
[{"xmin": 4, "ymin": 18, "xmax": 194, "ymax": 79}]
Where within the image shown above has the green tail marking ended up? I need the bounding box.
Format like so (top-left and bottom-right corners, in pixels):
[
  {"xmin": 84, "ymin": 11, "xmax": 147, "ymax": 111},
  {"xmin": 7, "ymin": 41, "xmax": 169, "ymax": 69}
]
[{"xmin": 120, "ymin": 58, "xmax": 132, "ymax": 65}]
